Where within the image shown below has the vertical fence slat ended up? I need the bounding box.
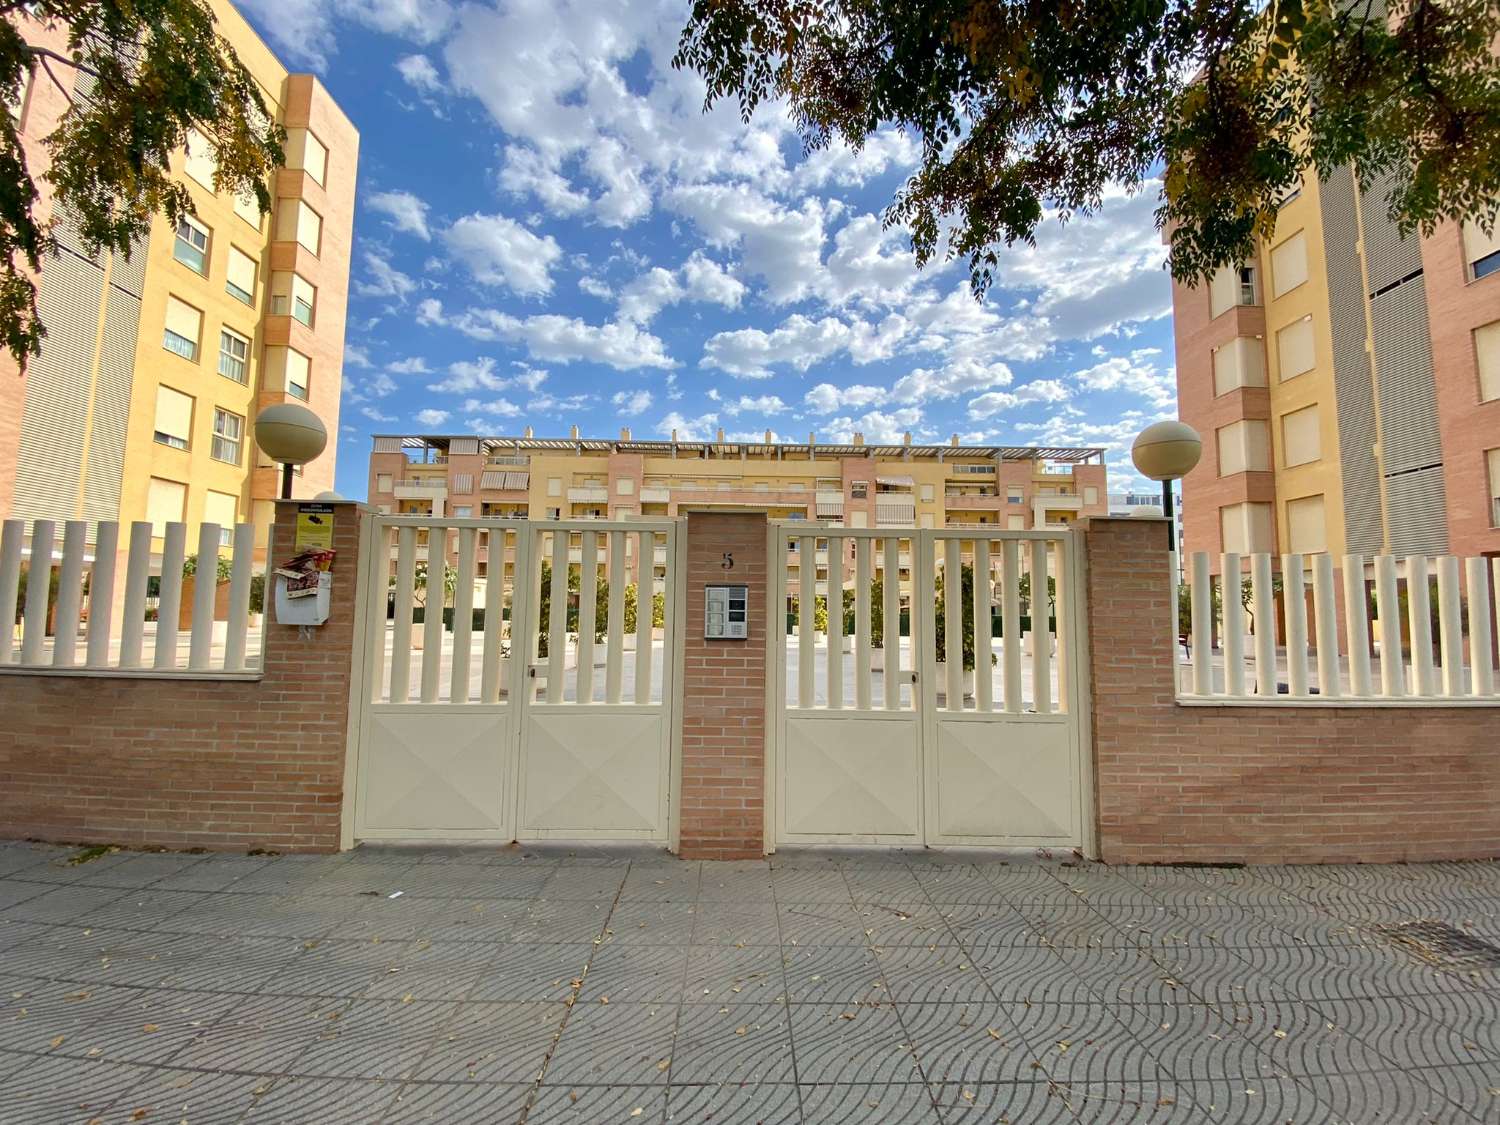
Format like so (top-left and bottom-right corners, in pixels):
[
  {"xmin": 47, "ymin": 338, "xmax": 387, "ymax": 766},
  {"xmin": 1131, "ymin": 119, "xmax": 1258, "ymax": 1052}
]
[
  {"xmin": 1311, "ymin": 553, "xmax": 1341, "ymax": 699},
  {"xmin": 1404, "ymin": 555, "xmax": 1435, "ymax": 697},
  {"xmin": 51, "ymin": 520, "xmax": 88, "ymax": 667},
  {"xmin": 974, "ymin": 538, "xmax": 993, "ymax": 712},
  {"xmin": 635, "ymin": 531, "xmax": 654, "ymax": 704},
  {"xmin": 154, "ymin": 522, "xmax": 187, "ymax": 670},
  {"xmin": 1250, "ymin": 552, "xmax": 1276, "ymax": 696},
  {"xmin": 605, "ymin": 531, "xmax": 626, "ymax": 705},
  {"xmin": 450, "ymin": 527, "xmax": 477, "ymax": 703},
  {"xmin": 20, "ymin": 519, "xmax": 54, "ymax": 665},
  {"xmin": 1189, "ymin": 552, "xmax": 1212, "ymax": 695},
  {"xmin": 1467, "ymin": 557, "xmax": 1495, "ymax": 697},
  {"xmin": 1030, "ymin": 538, "xmax": 1051, "ymax": 714},
  {"xmin": 854, "ymin": 537, "xmax": 872, "ymax": 710},
  {"xmin": 1342, "ymin": 555, "xmax": 1372, "ymax": 697},
  {"xmin": 365, "ymin": 525, "xmax": 392, "ymax": 702},
  {"xmin": 390, "ymin": 526, "xmax": 416, "ymax": 703},
  {"xmin": 419, "ymin": 534, "xmax": 446, "ymax": 703},
  {"xmin": 943, "ymin": 538, "xmax": 962, "ymax": 709},
  {"xmin": 1002, "ymin": 539, "xmax": 1022, "ymax": 712},
  {"xmin": 1221, "ymin": 553, "xmax": 1245, "ymax": 697},
  {"xmin": 187, "ymin": 523, "xmax": 220, "ymax": 671},
  {"xmin": 826, "ymin": 534, "xmax": 843, "ymax": 710},
  {"xmin": 85, "ymin": 521, "xmax": 119, "ymax": 669},
  {"xmin": 0, "ymin": 519, "xmax": 22, "ymax": 664},
  {"xmin": 1435, "ymin": 556, "xmax": 1464, "ymax": 698},
  {"xmin": 798, "ymin": 534, "xmax": 815, "ymax": 707},
  {"xmin": 546, "ymin": 529, "xmax": 568, "ymax": 704},
  {"xmin": 223, "ymin": 523, "xmax": 254, "ymax": 673},
  {"xmin": 883, "ymin": 535, "xmax": 900, "ymax": 710},
  {"xmin": 576, "ymin": 531, "xmax": 597, "ymax": 704},
  {"xmin": 1282, "ymin": 554, "xmax": 1308, "ymax": 697},
  {"xmin": 480, "ymin": 528, "xmax": 507, "ymax": 703},
  {"xmin": 1375, "ymin": 555, "xmax": 1405, "ymax": 698},
  {"xmin": 118, "ymin": 522, "xmax": 152, "ymax": 671}
]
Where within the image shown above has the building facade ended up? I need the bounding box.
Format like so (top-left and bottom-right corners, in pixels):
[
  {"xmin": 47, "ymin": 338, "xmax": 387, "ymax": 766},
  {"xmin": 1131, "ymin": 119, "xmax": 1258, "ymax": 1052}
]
[
  {"xmin": 1171, "ymin": 167, "xmax": 1500, "ymax": 568},
  {"xmin": 367, "ymin": 428, "xmax": 1108, "ymax": 594},
  {"xmin": 0, "ymin": 1, "xmax": 358, "ymax": 555}
]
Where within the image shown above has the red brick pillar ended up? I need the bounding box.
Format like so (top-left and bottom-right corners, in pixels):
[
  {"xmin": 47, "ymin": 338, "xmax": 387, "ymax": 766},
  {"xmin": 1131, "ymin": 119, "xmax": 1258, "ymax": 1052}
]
[{"xmin": 678, "ymin": 512, "xmax": 768, "ymax": 860}]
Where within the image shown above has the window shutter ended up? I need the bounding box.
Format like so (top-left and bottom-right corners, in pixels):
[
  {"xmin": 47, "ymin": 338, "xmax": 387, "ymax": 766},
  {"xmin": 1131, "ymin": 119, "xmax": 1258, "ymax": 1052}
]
[
  {"xmin": 164, "ymin": 297, "xmax": 201, "ymax": 345},
  {"xmin": 227, "ymin": 247, "xmax": 257, "ymax": 297},
  {"xmin": 1476, "ymin": 321, "xmax": 1500, "ymax": 403},
  {"xmin": 183, "ymin": 128, "xmax": 216, "ymax": 190},
  {"xmin": 1271, "ymin": 231, "xmax": 1308, "ymax": 297},
  {"xmin": 204, "ymin": 489, "xmax": 237, "ymax": 530},
  {"xmin": 1281, "ymin": 406, "xmax": 1321, "ymax": 467},
  {"xmin": 154, "ymin": 385, "xmax": 194, "ymax": 443},
  {"xmin": 146, "ymin": 478, "xmax": 187, "ymax": 535}
]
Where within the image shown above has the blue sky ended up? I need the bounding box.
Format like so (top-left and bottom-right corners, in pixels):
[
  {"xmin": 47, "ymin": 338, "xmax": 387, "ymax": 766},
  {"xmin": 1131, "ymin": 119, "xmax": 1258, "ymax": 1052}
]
[{"xmin": 234, "ymin": 0, "xmax": 1179, "ymax": 501}]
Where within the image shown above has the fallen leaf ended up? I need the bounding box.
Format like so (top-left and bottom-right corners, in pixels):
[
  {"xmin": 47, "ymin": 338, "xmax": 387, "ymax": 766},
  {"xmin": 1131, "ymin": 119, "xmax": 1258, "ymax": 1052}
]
[
  {"xmin": 600, "ymin": 996, "xmax": 609, "ymax": 1005},
  {"xmin": 1273, "ymin": 1029, "xmax": 1287, "ymax": 1039},
  {"xmin": 142, "ymin": 1024, "xmax": 160, "ymax": 1033},
  {"xmin": 735, "ymin": 1026, "xmax": 748, "ymax": 1035},
  {"xmin": 986, "ymin": 1028, "xmax": 1003, "ymax": 1040},
  {"xmin": 86, "ymin": 1047, "xmax": 103, "ymax": 1057},
  {"xmin": 67, "ymin": 991, "xmax": 91, "ymax": 1001},
  {"xmin": 962, "ymin": 1089, "xmax": 975, "ymax": 1102},
  {"xmin": 49, "ymin": 1034, "xmax": 66, "ymax": 1048},
  {"xmin": 401, "ymin": 993, "xmax": 414, "ymax": 1004},
  {"xmin": 132, "ymin": 1110, "xmax": 148, "ymax": 1121},
  {"xmin": 657, "ymin": 1058, "xmax": 671, "ymax": 1071},
  {"xmin": 630, "ymin": 1109, "xmax": 643, "ymax": 1118},
  {"xmin": 1057, "ymin": 1041, "xmax": 1070, "ymax": 1052}
]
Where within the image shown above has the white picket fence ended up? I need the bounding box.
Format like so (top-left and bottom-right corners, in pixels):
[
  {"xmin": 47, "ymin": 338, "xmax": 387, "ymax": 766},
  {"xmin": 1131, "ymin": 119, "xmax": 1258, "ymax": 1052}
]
[
  {"xmin": 1181, "ymin": 551, "xmax": 1500, "ymax": 703},
  {"xmin": 0, "ymin": 518, "xmax": 264, "ymax": 677}
]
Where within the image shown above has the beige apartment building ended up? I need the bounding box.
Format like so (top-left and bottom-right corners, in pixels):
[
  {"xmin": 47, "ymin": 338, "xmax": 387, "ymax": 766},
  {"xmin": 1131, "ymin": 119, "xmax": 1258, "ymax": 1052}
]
[
  {"xmin": 1172, "ymin": 165, "xmax": 1500, "ymax": 569},
  {"xmin": 368, "ymin": 427, "xmax": 1108, "ymax": 593},
  {"xmin": 0, "ymin": 0, "xmax": 358, "ymax": 556}
]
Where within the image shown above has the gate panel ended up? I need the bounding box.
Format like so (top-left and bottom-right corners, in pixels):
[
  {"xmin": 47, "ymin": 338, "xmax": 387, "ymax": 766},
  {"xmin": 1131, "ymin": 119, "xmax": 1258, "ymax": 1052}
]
[
  {"xmin": 515, "ymin": 522, "xmax": 677, "ymax": 841},
  {"xmin": 775, "ymin": 527, "xmax": 924, "ymax": 844}
]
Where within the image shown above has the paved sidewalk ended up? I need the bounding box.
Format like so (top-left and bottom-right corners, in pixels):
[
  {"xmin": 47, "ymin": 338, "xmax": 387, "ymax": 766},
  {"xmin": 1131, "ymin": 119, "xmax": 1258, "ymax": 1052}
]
[{"xmin": 2, "ymin": 843, "xmax": 1499, "ymax": 1123}]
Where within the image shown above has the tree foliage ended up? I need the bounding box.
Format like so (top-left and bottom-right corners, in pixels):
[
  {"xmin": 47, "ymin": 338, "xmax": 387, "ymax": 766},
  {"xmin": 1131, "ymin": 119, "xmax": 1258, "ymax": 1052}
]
[
  {"xmin": 1, "ymin": 2, "xmax": 285, "ymax": 369},
  {"xmin": 675, "ymin": 0, "xmax": 1500, "ymax": 289}
]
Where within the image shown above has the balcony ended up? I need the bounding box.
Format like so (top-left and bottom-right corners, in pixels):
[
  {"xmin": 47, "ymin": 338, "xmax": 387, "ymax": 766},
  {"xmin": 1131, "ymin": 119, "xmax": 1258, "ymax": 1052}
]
[
  {"xmin": 815, "ymin": 491, "xmax": 844, "ymax": 518},
  {"xmin": 1033, "ymin": 494, "xmax": 1083, "ymax": 527},
  {"xmin": 394, "ymin": 478, "xmax": 448, "ymax": 500},
  {"xmin": 639, "ymin": 487, "xmax": 670, "ymax": 503},
  {"xmin": 875, "ymin": 497, "xmax": 916, "ymax": 526},
  {"xmin": 943, "ymin": 492, "xmax": 1002, "ymax": 510},
  {"xmin": 487, "ymin": 455, "xmax": 529, "ymax": 466},
  {"xmin": 567, "ymin": 486, "xmax": 608, "ymax": 502}
]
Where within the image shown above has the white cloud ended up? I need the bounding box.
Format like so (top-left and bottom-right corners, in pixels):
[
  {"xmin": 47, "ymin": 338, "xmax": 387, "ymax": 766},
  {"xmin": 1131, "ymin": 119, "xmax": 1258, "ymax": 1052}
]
[
  {"xmin": 462, "ymin": 397, "xmax": 522, "ymax": 417},
  {"xmin": 793, "ymin": 129, "xmax": 919, "ymax": 190},
  {"xmin": 367, "ymin": 373, "xmax": 398, "ymax": 397},
  {"xmin": 666, "ymin": 184, "xmax": 827, "ymax": 304},
  {"xmin": 237, "ymin": 0, "xmax": 454, "ymax": 69},
  {"xmin": 1069, "ymin": 348, "xmax": 1177, "ymax": 408},
  {"xmin": 414, "ymin": 408, "xmax": 450, "ymax": 426},
  {"xmin": 720, "ymin": 395, "xmax": 786, "ymax": 415},
  {"xmin": 395, "ymin": 53, "xmax": 443, "ymax": 94},
  {"xmin": 967, "ymin": 379, "xmax": 1072, "ymax": 419},
  {"xmin": 344, "ymin": 344, "xmax": 372, "ymax": 368},
  {"xmin": 611, "ymin": 389, "xmax": 652, "ymax": 415},
  {"xmin": 701, "ymin": 313, "xmax": 907, "ymax": 378},
  {"xmin": 360, "ymin": 405, "xmax": 398, "ymax": 423},
  {"xmin": 368, "ymin": 189, "xmax": 432, "ymax": 240},
  {"xmin": 355, "ymin": 248, "xmax": 417, "ymax": 301},
  {"xmin": 803, "ymin": 383, "xmax": 885, "ymax": 414},
  {"xmin": 424, "ymin": 356, "xmax": 544, "ymax": 394},
  {"xmin": 577, "ymin": 276, "xmax": 614, "ymax": 300},
  {"xmin": 499, "ymin": 145, "xmax": 590, "ymax": 216},
  {"xmin": 386, "ymin": 356, "xmax": 431, "ymax": 375},
  {"xmin": 443, "ymin": 213, "xmax": 562, "ymax": 295},
  {"xmin": 656, "ymin": 411, "xmax": 719, "ymax": 441},
  {"xmin": 821, "ymin": 409, "xmax": 924, "ymax": 445},
  {"xmin": 617, "ymin": 252, "xmax": 745, "ymax": 324},
  {"xmin": 426, "ymin": 304, "xmax": 677, "ymax": 370}
]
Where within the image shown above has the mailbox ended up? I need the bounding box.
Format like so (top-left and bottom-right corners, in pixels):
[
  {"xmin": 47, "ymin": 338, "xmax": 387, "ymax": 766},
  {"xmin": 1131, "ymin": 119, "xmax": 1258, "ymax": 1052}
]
[{"xmin": 704, "ymin": 584, "xmax": 748, "ymax": 640}]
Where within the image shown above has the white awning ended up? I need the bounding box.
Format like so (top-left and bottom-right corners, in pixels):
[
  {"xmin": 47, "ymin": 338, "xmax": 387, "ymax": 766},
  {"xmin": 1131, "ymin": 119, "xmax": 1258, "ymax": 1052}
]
[{"xmin": 876, "ymin": 474, "xmax": 914, "ymax": 487}]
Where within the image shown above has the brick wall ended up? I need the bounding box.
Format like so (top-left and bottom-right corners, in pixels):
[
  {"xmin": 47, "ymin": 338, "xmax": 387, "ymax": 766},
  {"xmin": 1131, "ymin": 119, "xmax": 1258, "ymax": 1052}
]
[
  {"xmin": 678, "ymin": 512, "xmax": 768, "ymax": 859},
  {"xmin": 1085, "ymin": 516, "xmax": 1500, "ymax": 864},
  {"xmin": 0, "ymin": 501, "xmax": 367, "ymax": 853}
]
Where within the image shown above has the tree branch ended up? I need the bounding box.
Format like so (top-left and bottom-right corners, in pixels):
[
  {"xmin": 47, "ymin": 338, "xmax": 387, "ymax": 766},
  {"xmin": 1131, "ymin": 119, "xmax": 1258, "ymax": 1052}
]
[{"xmin": 25, "ymin": 45, "xmax": 99, "ymax": 80}]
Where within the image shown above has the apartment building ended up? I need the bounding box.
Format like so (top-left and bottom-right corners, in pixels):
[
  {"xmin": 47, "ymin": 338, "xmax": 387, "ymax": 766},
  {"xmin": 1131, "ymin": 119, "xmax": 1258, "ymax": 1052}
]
[
  {"xmin": 1172, "ymin": 166, "xmax": 1500, "ymax": 568},
  {"xmin": 368, "ymin": 427, "xmax": 1108, "ymax": 595},
  {"xmin": 0, "ymin": 1, "xmax": 358, "ymax": 556}
]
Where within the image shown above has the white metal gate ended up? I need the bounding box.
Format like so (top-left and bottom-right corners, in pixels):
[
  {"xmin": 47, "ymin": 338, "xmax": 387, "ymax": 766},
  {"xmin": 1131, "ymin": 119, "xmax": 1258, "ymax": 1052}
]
[
  {"xmin": 770, "ymin": 525, "xmax": 1091, "ymax": 849},
  {"xmin": 352, "ymin": 516, "xmax": 681, "ymax": 843}
]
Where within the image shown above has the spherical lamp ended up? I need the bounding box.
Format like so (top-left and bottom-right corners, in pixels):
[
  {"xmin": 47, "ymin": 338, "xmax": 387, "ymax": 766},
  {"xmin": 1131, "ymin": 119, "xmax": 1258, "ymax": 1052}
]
[
  {"xmin": 1131, "ymin": 421, "xmax": 1202, "ymax": 551},
  {"xmin": 255, "ymin": 404, "xmax": 328, "ymax": 499}
]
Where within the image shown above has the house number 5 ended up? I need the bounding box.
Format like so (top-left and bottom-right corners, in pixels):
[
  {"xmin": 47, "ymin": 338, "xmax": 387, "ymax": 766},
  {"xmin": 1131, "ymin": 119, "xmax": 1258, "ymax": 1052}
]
[{"xmin": 721, "ymin": 552, "xmax": 734, "ymax": 570}]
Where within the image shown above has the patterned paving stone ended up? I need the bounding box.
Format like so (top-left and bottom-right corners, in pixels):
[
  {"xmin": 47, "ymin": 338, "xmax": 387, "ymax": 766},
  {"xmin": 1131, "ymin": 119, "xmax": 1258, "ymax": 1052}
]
[{"xmin": 3, "ymin": 844, "xmax": 1500, "ymax": 1122}]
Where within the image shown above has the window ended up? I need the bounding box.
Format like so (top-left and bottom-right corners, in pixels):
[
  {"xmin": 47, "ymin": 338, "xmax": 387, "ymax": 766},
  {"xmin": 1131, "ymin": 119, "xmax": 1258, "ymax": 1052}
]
[
  {"xmin": 1476, "ymin": 320, "xmax": 1500, "ymax": 403},
  {"xmin": 276, "ymin": 199, "xmax": 322, "ymax": 255},
  {"xmin": 1276, "ymin": 316, "xmax": 1316, "ymax": 380},
  {"xmin": 292, "ymin": 275, "xmax": 315, "ymax": 325},
  {"xmin": 1270, "ymin": 231, "xmax": 1308, "ymax": 297},
  {"xmin": 1084, "ymin": 486, "xmax": 1099, "ymax": 506},
  {"xmin": 376, "ymin": 473, "xmax": 393, "ymax": 492},
  {"xmin": 182, "ymin": 128, "xmax": 216, "ymax": 190},
  {"xmin": 162, "ymin": 297, "xmax": 201, "ymax": 361},
  {"xmin": 153, "ymin": 385, "xmax": 193, "ymax": 450},
  {"xmin": 270, "ymin": 272, "xmax": 316, "ymax": 325},
  {"xmin": 1281, "ymin": 405, "xmax": 1321, "ymax": 467},
  {"xmin": 146, "ymin": 478, "xmax": 187, "ymax": 536},
  {"xmin": 453, "ymin": 505, "xmax": 473, "ymax": 518},
  {"xmin": 1209, "ymin": 263, "xmax": 1257, "ymax": 316},
  {"xmin": 1216, "ymin": 419, "xmax": 1271, "ymax": 476},
  {"xmin": 919, "ymin": 483, "xmax": 934, "ymax": 502},
  {"xmin": 1239, "ymin": 266, "xmax": 1257, "ymax": 305},
  {"xmin": 1489, "ymin": 449, "xmax": 1500, "ymax": 527},
  {"xmin": 1007, "ymin": 514, "xmax": 1025, "ymax": 530},
  {"xmin": 1219, "ymin": 501, "xmax": 1274, "ymax": 554},
  {"xmin": 287, "ymin": 128, "xmax": 329, "ymax": 186},
  {"xmin": 204, "ymin": 490, "xmax": 236, "ymax": 546},
  {"xmin": 547, "ymin": 477, "xmax": 562, "ymax": 497},
  {"xmin": 211, "ymin": 408, "xmax": 243, "ymax": 465},
  {"xmin": 616, "ymin": 477, "xmax": 634, "ymax": 495},
  {"xmin": 1286, "ymin": 495, "xmax": 1327, "ymax": 555},
  {"xmin": 1464, "ymin": 220, "xmax": 1500, "ymax": 281},
  {"xmin": 850, "ymin": 480, "xmax": 868, "ymax": 499},
  {"xmin": 284, "ymin": 348, "xmax": 310, "ymax": 400},
  {"xmin": 613, "ymin": 507, "xmax": 633, "ymax": 521},
  {"xmin": 1007, "ymin": 486, "xmax": 1023, "ymax": 503},
  {"xmin": 1212, "ymin": 337, "xmax": 1267, "ymax": 395},
  {"xmin": 218, "ymin": 328, "xmax": 249, "ymax": 383},
  {"xmin": 226, "ymin": 246, "xmax": 257, "ymax": 305},
  {"xmin": 173, "ymin": 215, "xmax": 209, "ymax": 274},
  {"xmin": 233, "ymin": 190, "xmax": 263, "ymax": 230}
]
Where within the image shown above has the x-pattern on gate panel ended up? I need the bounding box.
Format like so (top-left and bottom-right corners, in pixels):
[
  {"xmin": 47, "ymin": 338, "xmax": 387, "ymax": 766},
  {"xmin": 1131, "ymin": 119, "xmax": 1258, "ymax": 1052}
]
[
  {"xmin": 354, "ymin": 516, "xmax": 678, "ymax": 843},
  {"xmin": 774, "ymin": 525, "xmax": 1086, "ymax": 849}
]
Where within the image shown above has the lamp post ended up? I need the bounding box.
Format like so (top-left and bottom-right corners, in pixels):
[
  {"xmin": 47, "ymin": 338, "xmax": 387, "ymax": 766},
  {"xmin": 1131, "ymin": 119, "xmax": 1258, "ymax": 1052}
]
[
  {"xmin": 1130, "ymin": 420, "xmax": 1203, "ymax": 555},
  {"xmin": 254, "ymin": 404, "xmax": 328, "ymax": 500}
]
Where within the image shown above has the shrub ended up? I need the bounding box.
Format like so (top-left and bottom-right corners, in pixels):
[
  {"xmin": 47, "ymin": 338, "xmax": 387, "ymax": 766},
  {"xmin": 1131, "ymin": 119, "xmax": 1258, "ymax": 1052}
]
[{"xmin": 182, "ymin": 553, "xmax": 232, "ymax": 582}]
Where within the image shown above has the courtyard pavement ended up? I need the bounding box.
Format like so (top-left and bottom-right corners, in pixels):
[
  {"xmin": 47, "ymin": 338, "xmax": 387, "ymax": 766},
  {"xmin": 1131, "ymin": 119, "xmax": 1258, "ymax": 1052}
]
[{"xmin": 2, "ymin": 843, "xmax": 1499, "ymax": 1123}]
